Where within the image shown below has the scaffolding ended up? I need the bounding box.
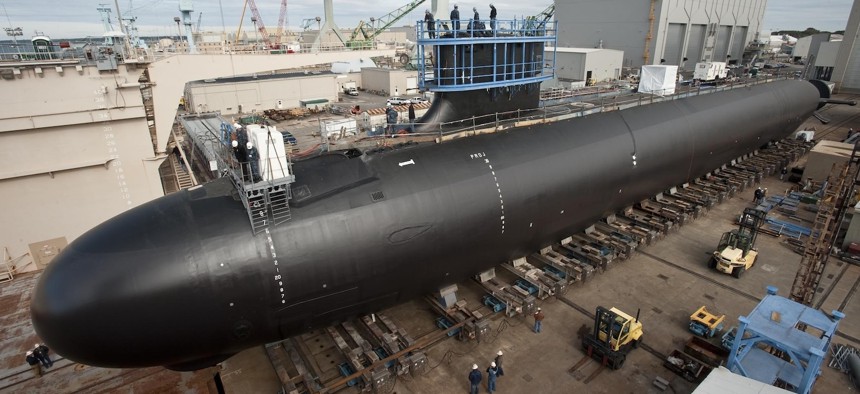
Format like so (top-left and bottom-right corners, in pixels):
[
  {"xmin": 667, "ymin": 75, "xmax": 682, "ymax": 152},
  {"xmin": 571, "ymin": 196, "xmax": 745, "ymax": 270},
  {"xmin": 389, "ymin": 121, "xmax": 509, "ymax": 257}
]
[
  {"xmin": 726, "ymin": 286, "xmax": 845, "ymax": 394},
  {"xmin": 178, "ymin": 113, "xmax": 294, "ymax": 234}
]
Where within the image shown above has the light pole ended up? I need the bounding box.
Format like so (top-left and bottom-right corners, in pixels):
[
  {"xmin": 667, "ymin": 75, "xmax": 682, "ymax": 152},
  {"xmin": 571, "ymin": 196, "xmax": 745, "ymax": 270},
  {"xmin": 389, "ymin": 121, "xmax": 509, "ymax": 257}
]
[
  {"xmin": 174, "ymin": 16, "xmax": 183, "ymax": 51},
  {"xmin": 251, "ymin": 16, "xmax": 258, "ymax": 50}
]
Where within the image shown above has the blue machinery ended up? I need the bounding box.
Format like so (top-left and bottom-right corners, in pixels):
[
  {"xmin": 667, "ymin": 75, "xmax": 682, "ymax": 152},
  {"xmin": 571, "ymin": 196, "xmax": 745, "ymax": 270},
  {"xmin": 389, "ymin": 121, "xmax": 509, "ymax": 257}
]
[
  {"xmin": 482, "ymin": 294, "xmax": 507, "ymax": 313},
  {"xmin": 726, "ymin": 286, "xmax": 845, "ymax": 393},
  {"xmin": 415, "ymin": 18, "xmax": 556, "ymax": 92}
]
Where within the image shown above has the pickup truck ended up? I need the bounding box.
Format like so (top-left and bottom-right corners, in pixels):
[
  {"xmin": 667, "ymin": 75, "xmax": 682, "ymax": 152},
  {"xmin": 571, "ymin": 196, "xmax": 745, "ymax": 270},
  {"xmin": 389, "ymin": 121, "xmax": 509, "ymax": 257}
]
[{"xmin": 345, "ymin": 87, "xmax": 359, "ymax": 96}]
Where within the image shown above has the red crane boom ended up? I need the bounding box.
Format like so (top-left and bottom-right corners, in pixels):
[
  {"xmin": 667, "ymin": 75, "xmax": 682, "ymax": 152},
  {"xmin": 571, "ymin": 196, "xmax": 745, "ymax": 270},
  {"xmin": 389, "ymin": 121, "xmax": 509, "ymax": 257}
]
[
  {"xmin": 247, "ymin": 0, "xmax": 272, "ymax": 48},
  {"xmin": 275, "ymin": 0, "xmax": 287, "ymax": 47}
]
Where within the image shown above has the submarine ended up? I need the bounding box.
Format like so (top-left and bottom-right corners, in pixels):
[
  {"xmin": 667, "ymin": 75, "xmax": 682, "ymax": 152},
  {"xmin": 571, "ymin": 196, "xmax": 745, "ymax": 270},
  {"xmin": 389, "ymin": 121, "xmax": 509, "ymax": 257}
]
[{"xmin": 30, "ymin": 21, "xmax": 827, "ymax": 371}]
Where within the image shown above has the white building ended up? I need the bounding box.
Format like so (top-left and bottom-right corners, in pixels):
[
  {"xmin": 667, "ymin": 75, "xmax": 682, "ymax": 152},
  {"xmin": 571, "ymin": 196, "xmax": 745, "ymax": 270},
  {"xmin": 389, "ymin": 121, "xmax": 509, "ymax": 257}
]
[
  {"xmin": 833, "ymin": 0, "xmax": 860, "ymax": 92},
  {"xmin": 360, "ymin": 68, "xmax": 420, "ymax": 96},
  {"xmin": 185, "ymin": 71, "xmax": 339, "ymax": 115},
  {"xmin": 555, "ymin": 0, "xmax": 767, "ymax": 69},
  {"xmin": 550, "ymin": 47, "xmax": 624, "ymax": 84}
]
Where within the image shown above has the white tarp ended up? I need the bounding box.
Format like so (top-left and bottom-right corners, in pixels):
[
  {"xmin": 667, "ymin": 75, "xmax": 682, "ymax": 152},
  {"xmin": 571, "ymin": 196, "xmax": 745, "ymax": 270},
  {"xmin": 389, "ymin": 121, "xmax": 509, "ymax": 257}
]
[
  {"xmin": 246, "ymin": 124, "xmax": 290, "ymax": 181},
  {"xmin": 638, "ymin": 65, "xmax": 678, "ymax": 96}
]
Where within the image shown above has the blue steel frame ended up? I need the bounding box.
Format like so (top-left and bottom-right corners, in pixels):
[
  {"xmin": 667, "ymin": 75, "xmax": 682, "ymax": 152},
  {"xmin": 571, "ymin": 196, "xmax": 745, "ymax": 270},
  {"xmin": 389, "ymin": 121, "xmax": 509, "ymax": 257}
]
[
  {"xmin": 415, "ymin": 18, "xmax": 556, "ymax": 92},
  {"xmin": 726, "ymin": 286, "xmax": 845, "ymax": 394}
]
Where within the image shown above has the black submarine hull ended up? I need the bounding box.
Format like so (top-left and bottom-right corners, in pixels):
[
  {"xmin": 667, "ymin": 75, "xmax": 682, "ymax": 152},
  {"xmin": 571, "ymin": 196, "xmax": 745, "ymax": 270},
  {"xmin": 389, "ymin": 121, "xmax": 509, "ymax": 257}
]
[{"xmin": 30, "ymin": 80, "xmax": 820, "ymax": 369}]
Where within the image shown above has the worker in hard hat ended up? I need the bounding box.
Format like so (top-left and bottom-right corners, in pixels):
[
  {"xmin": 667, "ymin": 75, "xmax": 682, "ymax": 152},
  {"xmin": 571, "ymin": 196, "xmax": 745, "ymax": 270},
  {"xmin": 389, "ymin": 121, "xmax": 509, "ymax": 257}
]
[
  {"xmin": 424, "ymin": 10, "xmax": 436, "ymax": 39},
  {"xmin": 246, "ymin": 142, "xmax": 261, "ymax": 183},
  {"xmin": 494, "ymin": 350, "xmax": 505, "ymax": 377},
  {"xmin": 533, "ymin": 307, "xmax": 544, "ymax": 333},
  {"xmin": 468, "ymin": 364, "xmax": 482, "ymax": 394},
  {"xmin": 486, "ymin": 361, "xmax": 499, "ymax": 392}
]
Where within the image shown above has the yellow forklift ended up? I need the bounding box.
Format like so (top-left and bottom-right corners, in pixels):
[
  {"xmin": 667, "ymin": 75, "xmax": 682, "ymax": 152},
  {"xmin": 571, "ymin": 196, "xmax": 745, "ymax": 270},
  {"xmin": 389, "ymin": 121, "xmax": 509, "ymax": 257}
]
[
  {"xmin": 582, "ymin": 306, "xmax": 644, "ymax": 369},
  {"xmin": 709, "ymin": 207, "xmax": 765, "ymax": 278}
]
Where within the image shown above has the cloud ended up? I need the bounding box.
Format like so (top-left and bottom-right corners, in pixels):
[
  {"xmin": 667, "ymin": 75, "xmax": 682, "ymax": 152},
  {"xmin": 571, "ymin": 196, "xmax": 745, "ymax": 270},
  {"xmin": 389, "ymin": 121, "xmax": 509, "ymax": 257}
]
[{"xmin": 0, "ymin": 0, "xmax": 851, "ymax": 39}]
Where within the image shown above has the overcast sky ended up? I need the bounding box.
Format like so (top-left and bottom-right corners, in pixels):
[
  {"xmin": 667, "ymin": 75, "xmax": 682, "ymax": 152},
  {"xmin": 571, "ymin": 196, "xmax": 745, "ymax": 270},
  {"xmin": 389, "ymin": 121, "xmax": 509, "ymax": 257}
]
[{"xmin": 0, "ymin": 0, "xmax": 855, "ymax": 40}]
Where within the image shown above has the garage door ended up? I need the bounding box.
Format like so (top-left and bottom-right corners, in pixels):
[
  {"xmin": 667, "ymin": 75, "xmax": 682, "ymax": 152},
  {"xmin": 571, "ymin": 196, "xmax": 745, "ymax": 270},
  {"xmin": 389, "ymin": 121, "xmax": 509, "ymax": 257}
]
[
  {"xmin": 686, "ymin": 24, "xmax": 706, "ymax": 64},
  {"xmin": 664, "ymin": 23, "xmax": 686, "ymax": 65}
]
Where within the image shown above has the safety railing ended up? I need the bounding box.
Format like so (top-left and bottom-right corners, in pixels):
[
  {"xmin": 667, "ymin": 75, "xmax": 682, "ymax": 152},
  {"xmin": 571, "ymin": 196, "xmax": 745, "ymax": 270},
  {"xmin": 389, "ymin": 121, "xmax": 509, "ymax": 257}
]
[
  {"xmin": 179, "ymin": 114, "xmax": 295, "ymax": 234},
  {"xmin": 364, "ymin": 75, "xmax": 797, "ymax": 143},
  {"xmin": 416, "ymin": 18, "xmax": 556, "ymax": 40},
  {"xmin": 415, "ymin": 18, "xmax": 556, "ymax": 92}
]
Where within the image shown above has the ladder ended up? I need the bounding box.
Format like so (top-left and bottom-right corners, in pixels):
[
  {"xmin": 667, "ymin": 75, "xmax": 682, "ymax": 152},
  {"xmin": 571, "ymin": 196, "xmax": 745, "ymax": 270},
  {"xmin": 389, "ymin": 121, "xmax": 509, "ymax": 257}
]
[{"xmin": 789, "ymin": 160, "xmax": 853, "ymax": 306}]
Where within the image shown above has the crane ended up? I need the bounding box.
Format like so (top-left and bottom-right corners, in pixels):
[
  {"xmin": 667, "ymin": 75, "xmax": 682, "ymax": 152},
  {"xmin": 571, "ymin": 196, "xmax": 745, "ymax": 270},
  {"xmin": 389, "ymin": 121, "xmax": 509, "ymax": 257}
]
[
  {"xmin": 246, "ymin": 0, "xmax": 272, "ymax": 48},
  {"xmin": 196, "ymin": 12, "xmax": 203, "ymax": 33},
  {"xmin": 524, "ymin": 4, "xmax": 554, "ymax": 31},
  {"xmin": 274, "ymin": 0, "xmax": 287, "ymax": 48},
  {"xmin": 346, "ymin": 0, "xmax": 425, "ymax": 49}
]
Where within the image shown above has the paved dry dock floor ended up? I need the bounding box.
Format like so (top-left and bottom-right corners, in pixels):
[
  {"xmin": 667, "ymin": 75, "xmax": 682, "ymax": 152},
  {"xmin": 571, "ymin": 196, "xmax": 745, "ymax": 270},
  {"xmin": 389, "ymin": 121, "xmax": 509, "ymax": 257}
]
[{"xmin": 378, "ymin": 175, "xmax": 860, "ymax": 394}]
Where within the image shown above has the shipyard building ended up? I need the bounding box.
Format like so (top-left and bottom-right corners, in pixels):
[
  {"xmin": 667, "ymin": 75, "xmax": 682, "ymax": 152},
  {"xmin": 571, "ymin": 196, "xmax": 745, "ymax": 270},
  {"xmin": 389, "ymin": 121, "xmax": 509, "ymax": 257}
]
[{"xmin": 555, "ymin": 0, "xmax": 767, "ymax": 69}]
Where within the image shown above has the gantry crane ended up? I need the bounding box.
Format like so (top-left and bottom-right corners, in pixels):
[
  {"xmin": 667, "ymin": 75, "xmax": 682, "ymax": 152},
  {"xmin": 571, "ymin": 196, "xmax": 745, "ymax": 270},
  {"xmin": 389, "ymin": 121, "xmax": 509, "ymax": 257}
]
[{"xmin": 346, "ymin": 0, "xmax": 425, "ymax": 49}]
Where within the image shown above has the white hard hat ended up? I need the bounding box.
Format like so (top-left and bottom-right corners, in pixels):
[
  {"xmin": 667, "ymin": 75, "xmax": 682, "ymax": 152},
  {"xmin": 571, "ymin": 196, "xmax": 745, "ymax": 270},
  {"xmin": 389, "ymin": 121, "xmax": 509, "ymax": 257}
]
[
  {"xmin": 472, "ymin": 364, "xmax": 478, "ymax": 369},
  {"xmin": 497, "ymin": 350, "xmax": 503, "ymax": 356},
  {"xmin": 473, "ymin": 7, "xmax": 477, "ymax": 11},
  {"xmin": 454, "ymin": 4, "xmax": 458, "ymax": 7},
  {"xmin": 537, "ymin": 307, "xmax": 541, "ymax": 311},
  {"xmin": 231, "ymin": 140, "xmax": 238, "ymax": 148},
  {"xmin": 246, "ymin": 142, "xmax": 253, "ymax": 149},
  {"xmin": 491, "ymin": 362, "xmax": 496, "ymax": 367},
  {"xmin": 34, "ymin": 344, "xmax": 39, "ymax": 348},
  {"xmin": 387, "ymin": 103, "xmax": 392, "ymax": 107},
  {"xmin": 26, "ymin": 351, "xmax": 33, "ymax": 355}
]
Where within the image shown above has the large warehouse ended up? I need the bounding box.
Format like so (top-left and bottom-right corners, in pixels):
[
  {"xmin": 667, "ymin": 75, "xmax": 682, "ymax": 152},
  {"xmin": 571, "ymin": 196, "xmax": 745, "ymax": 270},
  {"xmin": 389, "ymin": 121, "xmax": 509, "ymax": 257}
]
[{"xmin": 555, "ymin": 0, "xmax": 767, "ymax": 69}]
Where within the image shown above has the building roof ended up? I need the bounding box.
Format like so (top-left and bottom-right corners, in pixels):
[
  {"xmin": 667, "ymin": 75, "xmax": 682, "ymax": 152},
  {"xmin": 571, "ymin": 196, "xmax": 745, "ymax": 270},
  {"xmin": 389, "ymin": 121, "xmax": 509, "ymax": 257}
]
[
  {"xmin": 548, "ymin": 47, "xmax": 623, "ymax": 54},
  {"xmin": 694, "ymin": 367, "xmax": 791, "ymax": 394},
  {"xmin": 188, "ymin": 70, "xmax": 334, "ymax": 85}
]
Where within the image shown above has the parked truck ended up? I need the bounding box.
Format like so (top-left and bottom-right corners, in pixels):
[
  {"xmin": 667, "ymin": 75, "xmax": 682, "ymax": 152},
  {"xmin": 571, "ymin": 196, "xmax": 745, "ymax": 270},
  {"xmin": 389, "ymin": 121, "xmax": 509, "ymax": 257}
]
[{"xmin": 693, "ymin": 62, "xmax": 728, "ymax": 81}]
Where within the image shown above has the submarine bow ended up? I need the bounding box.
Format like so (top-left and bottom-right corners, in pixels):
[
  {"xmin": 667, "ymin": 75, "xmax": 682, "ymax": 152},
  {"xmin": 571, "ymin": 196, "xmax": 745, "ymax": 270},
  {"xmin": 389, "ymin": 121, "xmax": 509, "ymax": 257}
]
[{"xmin": 31, "ymin": 80, "xmax": 821, "ymax": 369}]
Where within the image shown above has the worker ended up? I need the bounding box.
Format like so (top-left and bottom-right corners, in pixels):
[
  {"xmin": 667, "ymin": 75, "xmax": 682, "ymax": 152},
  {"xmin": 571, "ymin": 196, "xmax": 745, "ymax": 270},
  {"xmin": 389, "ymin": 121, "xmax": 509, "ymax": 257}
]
[
  {"xmin": 486, "ymin": 362, "xmax": 499, "ymax": 392},
  {"xmin": 25, "ymin": 350, "xmax": 41, "ymax": 377},
  {"xmin": 408, "ymin": 102, "xmax": 416, "ymax": 123},
  {"xmin": 425, "ymin": 10, "xmax": 436, "ymax": 39},
  {"xmin": 494, "ymin": 350, "xmax": 504, "ymax": 377},
  {"xmin": 533, "ymin": 307, "xmax": 544, "ymax": 333},
  {"xmin": 489, "ymin": 4, "xmax": 497, "ymax": 32},
  {"xmin": 33, "ymin": 344, "xmax": 52, "ymax": 369},
  {"xmin": 753, "ymin": 187, "xmax": 763, "ymax": 204},
  {"xmin": 246, "ymin": 142, "xmax": 261, "ymax": 183},
  {"xmin": 780, "ymin": 166, "xmax": 787, "ymax": 181},
  {"xmin": 468, "ymin": 364, "xmax": 482, "ymax": 394},
  {"xmin": 386, "ymin": 103, "xmax": 398, "ymax": 134},
  {"xmin": 473, "ymin": 7, "xmax": 480, "ymax": 21},
  {"xmin": 450, "ymin": 5, "xmax": 460, "ymax": 35}
]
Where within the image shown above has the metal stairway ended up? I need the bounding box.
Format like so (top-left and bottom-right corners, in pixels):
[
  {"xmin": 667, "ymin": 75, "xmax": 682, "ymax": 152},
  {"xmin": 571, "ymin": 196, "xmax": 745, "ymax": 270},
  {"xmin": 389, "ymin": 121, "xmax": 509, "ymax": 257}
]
[
  {"xmin": 172, "ymin": 155, "xmax": 194, "ymax": 190},
  {"xmin": 789, "ymin": 157, "xmax": 856, "ymax": 306}
]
